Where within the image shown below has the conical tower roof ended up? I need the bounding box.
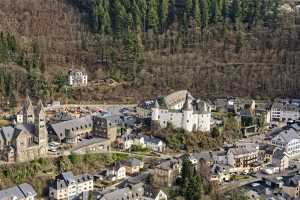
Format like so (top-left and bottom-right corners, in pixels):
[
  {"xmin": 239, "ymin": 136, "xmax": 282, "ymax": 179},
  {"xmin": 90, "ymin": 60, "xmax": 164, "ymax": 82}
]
[
  {"xmin": 182, "ymin": 93, "xmax": 193, "ymax": 111},
  {"xmin": 154, "ymin": 99, "xmax": 160, "ymax": 109}
]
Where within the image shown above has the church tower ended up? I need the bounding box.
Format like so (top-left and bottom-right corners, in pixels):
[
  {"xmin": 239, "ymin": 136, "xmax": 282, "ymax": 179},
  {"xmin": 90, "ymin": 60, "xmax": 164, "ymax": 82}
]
[
  {"xmin": 34, "ymin": 100, "xmax": 48, "ymax": 147},
  {"xmin": 23, "ymin": 96, "xmax": 35, "ymax": 124}
]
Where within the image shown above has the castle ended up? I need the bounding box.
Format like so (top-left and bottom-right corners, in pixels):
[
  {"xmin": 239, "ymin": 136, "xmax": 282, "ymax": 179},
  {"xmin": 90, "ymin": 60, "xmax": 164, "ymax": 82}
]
[
  {"xmin": 151, "ymin": 90, "xmax": 211, "ymax": 132},
  {"xmin": 0, "ymin": 96, "xmax": 48, "ymax": 162}
]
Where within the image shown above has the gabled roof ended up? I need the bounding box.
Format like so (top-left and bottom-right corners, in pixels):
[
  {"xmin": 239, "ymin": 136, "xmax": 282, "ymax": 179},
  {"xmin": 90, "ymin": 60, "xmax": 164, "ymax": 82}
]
[
  {"xmin": 273, "ymin": 128, "xmax": 300, "ymax": 144},
  {"xmin": 0, "ymin": 183, "xmax": 36, "ymax": 200},
  {"xmin": 49, "ymin": 115, "xmax": 93, "ymax": 139}
]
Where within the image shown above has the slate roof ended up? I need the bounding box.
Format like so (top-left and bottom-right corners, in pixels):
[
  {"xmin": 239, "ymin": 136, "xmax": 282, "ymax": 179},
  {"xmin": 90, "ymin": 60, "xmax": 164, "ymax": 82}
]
[
  {"xmin": 99, "ymin": 183, "xmax": 144, "ymax": 200},
  {"xmin": 273, "ymin": 148, "xmax": 288, "ymax": 160},
  {"xmin": 123, "ymin": 158, "xmax": 143, "ymax": 167},
  {"xmin": 51, "ymin": 172, "xmax": 92, "ymax": 190},
  {"xmin": 156, "ymin": 158, "xmax": 181, "ymax": 170},
  {"xmin": 49, "ymin": 115, "xmax": 93, "ymax": 139},
  {"xmin": 143, "ymin": 135, "xmax": 163, "ymax": 145},
  {"xmin": 273, "ymin": 128, "xmax": 300, "ymax": 144},
  {"xmin": 0, "ymin": 183, "xmax": 36, "ymax": 200},
  {"xmin": 0, "ymin": 124, "xmax": 36, "ymax": 143}
]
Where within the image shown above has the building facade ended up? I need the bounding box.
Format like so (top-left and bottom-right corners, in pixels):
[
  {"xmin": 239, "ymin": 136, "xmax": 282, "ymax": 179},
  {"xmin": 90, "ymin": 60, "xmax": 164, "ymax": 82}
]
[
  {"xmin": 271, "ymin": 100, "xmax": 300, "ymax": 122},
  {"xmin": 271, "ymin": 128, "xmax": 300, "ymax": 158},
  {"xmin": 68, "ymin": 68, "xmax": 88, "ymax": 87},
  {"xmin": 152, "ymin": 158, "xmax": 182, "ymax": 187},
  {"xmin": 151, "ymin": 91, "xmax": 211, "ymax": 132},
  {"xmin": 0, "ymin": 97, "xmax": 48, "ymax": 162},
  {"xmin": 49, "ymin": 171, "xmax": 93, "ymax": 200}
]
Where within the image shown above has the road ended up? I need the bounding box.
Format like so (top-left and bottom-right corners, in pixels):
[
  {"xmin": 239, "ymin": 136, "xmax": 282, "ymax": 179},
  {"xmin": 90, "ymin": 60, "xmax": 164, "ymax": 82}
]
[
  {"xmin": 46, "ymin": 104, "xmax": 137, "ymax": 113},
  {"xmin": 220, "ymin": 177, "xmax": 260, "ymax": 193}
]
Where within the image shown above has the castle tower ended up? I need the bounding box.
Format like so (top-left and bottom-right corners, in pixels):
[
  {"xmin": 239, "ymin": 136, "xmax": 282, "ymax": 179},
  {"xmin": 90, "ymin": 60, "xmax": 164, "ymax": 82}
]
[
  {"xmin": 23, "ymin": 96, "xmax": 35, "ymax": 124},
  {"xmin": 34, "ymin": 100, "xmax": 48, "ymax": 147},
  {"xmin": 151, "ymin": 100, "xmax": 160, "ymax": 121},
  {"xmin": 182, "ymin": 93, "xmax": 194, "ymax": 132}
]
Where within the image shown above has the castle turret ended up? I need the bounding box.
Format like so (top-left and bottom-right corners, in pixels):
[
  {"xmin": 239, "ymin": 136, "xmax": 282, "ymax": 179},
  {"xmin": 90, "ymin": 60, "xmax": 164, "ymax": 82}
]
[
  {"xmin": 23, "ymin": 96, "xmax": 34, "ymax": 124},
  {"xmin": 151, "ymin": 100, "xmax": 160, "ymax": 121},
  {"xmin": 182, "ymin": 93, "xmax": 194, "ymax": 132}
]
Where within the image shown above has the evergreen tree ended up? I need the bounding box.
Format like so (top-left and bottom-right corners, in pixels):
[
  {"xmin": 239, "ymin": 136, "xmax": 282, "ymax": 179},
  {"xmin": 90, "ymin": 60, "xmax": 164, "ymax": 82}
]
[
  {"xmin": 200, "ymin": 0, "xmax": 209, "ymax": 29},
  {"xmin": 192, "ymin": 0, "xmax": 201, "ymax": 27},
  {"xmin": 167, "ymin": 0, "xmax": 176, "ymax": 28},
  {"xmin": 230, "ymin": 0, "xmax": 241, "ymax": 25},
  {"xmin": 146, "ymin": 0, "xmax": 159, "ymax": 32},
  {"xmin": 210, "ymin": 0, "xmax": 220, "ymax": 24},
  {"xmin": 221, "ymin": 0, "xmax": 228, "ymax": 23},
  {"xmin": 158, "ymin": 0, "xmax": 168, "ymax": 33}
]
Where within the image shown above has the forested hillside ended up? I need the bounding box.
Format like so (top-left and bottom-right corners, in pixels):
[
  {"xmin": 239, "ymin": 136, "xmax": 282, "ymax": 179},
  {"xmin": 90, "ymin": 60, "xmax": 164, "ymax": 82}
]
[{"xmin": 0, "ymin": 0, "xmax": 299, "ymax": 105}]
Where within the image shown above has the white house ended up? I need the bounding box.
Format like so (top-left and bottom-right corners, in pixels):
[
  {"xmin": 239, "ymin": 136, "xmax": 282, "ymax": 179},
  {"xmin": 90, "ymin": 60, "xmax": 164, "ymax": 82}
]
[
  {"xmin": 151, "ymin": 90, "xmax": 211, "ymax": 132},
  {"xmin": 68, "ymin": 68, "xmax": 88, "ymax": 87},
  {"xmin": 271, "ymin": 100, "xmax": 300, "ymax": 122},
  {"xmin": 144, "ymin": 135, "xmax": 166, "ymax": 152},
  {"xmin": 271, "ymin": 128, "xmax": 300, "ymax": 158},
  {"xmin": 49, "ymin": 172, "xmax": 93, "ymax": 200},
  {"xmin": 107, "ymin": 162, "xmax": 127, "ymax": 180}
]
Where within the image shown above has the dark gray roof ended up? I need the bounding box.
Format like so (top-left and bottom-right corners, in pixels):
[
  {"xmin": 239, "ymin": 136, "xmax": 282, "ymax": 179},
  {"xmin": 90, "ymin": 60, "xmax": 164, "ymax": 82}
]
[
  {"xmin": 98, "ymin": 183, "xmax": 144, "ymax": 200},
  {"xmin": 274, "ymin": 128, "xmax": 300, "ymax": 144},
  {"xmin": 143, "ymin": 135, "xmax": 163, "ymax": 145},
  {"xmin": 123, "ymin": 158, "xmax": 143, "ymax": 167},
  {"xmin": 49, "ymin": 115, "xmax": 93, "ymax": 139},
  {"xmin": 0, "ymin": 183, "xmax": 37, "ymax": 200},
  {"xmin": 273, "ymin": 148, "xmax": 287, "ymax": 160},
  {"xmin": 0, "ymin": 124, "xmax": 35, "ymax": 143},
  {"xmin": 1, "ymin": 126, "xmax": 15, "ymax": 142}
]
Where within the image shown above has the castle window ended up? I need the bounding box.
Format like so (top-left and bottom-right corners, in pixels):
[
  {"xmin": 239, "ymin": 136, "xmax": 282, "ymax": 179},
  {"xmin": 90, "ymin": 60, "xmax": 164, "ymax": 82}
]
[{"xmin": 187, "ymin": 120, "xmax": 189, "ymax": 123}]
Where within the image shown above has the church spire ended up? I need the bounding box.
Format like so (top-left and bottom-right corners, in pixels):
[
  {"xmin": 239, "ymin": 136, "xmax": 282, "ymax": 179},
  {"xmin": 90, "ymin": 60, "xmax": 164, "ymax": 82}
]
[{"xmin": 36, "ymin": 99, "xmax": 45, "ymax": 113}]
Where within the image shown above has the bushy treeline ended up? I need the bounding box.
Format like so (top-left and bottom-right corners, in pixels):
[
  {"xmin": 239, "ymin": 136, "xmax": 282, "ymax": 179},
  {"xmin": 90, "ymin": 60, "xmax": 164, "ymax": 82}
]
[{"xmin": 75, "ymin": 0, "xmax": 282, "ymax": 37}]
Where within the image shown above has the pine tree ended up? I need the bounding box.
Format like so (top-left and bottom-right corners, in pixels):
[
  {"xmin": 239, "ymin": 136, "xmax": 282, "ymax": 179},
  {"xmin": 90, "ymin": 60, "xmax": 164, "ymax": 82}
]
[
  {"xmin": 158, "ymin": 0, "xmax": 168, "ymax": 33},
  {"xmin": 200, "ymin": 0, "xmax": 209, "ymax": 29},
  {"xmin": 230, "ymin": 0, "xmax": 241, "ymax": 26},
  {"xmin": 210, "ymin": 0, "xmax": 220, "ymax": 24},
  {"xmin": 221, "ymin": 0, "xmax": 228, "ymax": 23},
  {"xmin": 146, "ymin": 0, "xmax": 159, "ymax": 32},
  {"xmin": 192, "ymin": 0, "xmax": 201, "ymax": 27}
]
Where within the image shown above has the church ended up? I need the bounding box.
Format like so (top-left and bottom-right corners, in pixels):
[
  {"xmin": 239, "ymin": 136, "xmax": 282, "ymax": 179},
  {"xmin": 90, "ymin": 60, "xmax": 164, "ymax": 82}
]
[
  {"xmin": 151, "ymin": 90, "xmax": 211, "ymax": 132},
  {"xmin": 0, "ymin": 96, "xmax": 48, "ymax": 162}
]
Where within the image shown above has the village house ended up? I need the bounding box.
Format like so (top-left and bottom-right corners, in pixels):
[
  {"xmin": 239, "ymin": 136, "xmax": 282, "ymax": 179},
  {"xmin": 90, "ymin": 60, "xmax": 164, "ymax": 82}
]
[
  {"xmin": 97, "ymin": 182, "xmax": 168, "ymax": 200},
  {"xmin": 271, "ymin": 99, "xmax": 300, "ymax": 122},
  {"xmin": 0, "ymin": 96, "xmax": 48, "ymax": 162},
  {"xmin": 122, "ymin": 158, "xmax": 144, "ymax": 175},
  {"xmin": 144, "ymin": 135, "xmax": 166, "ymax": 153},
  {"xmin": 151, "ymin": 90, "xmax": 211, "ymax": 132},
  {"xmin": 68, "ymin": 68, "xmax": 88, "ymax": 87},
  {"xmin": 106, "ymin": 162, "xmax": 127, "ymax": 181},
  {"xmin": 227, "ymin": 143, "xmax": 260, "ymax": 173},
  {"xmin": 271, "ymin": 148, "xmax": 290, "ymax": 173},
  {"xmin": 271, "ymin": 127, "xmax": 300, "ymax": 158},
  {"xmin": 49, "ymin": 171, "xmax": 93, "ymax": 200},
  {"xmin": 152, "ymin": 158, "xmax": 182, "ymax": 187},
  {"xmin": 0, "ymin": 183, "xmax": 37, "ymax": 200}
]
